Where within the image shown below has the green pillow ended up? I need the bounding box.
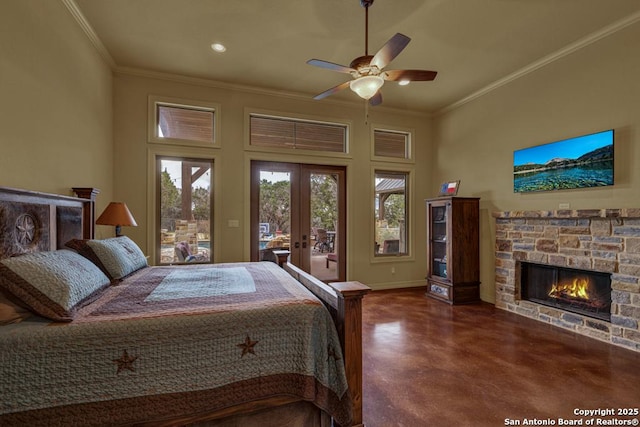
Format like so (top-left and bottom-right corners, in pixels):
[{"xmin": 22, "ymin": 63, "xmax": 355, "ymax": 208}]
[{"xmin": 0, "ymin": 250, "xmax": 110, "ymax": 321}]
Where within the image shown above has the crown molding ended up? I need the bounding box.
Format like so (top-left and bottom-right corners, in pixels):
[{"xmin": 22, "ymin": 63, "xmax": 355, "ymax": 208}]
[
  {"xmin": 436, "ymin": 10, "xmax": 640, "ymax": 116},
  {"xmin": 62, "ymin": 0, "xmax": 637, "ymax": 117},
  {"xmin": 114, "ymin": 66, "xmax": 431, "ymax": 118},
  {"xmin": 61, "ymin": 0, "xmax": 116, "ymax": 68},
  {"xmin": 60, "ymin": 1, "xmax": 429, "ymax": 118}
]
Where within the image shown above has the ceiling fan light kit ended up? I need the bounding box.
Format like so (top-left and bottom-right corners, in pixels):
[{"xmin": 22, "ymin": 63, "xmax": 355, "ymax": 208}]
[
  {"xmin": 307, "ymin": 0, "xmax": 437, "ymax": 106},
  {"xmin": 350, "ymin": 75, "xmax": 384, "ymax": 100}
]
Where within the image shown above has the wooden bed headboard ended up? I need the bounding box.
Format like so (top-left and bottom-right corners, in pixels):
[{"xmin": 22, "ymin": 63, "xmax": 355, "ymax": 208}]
[{"xmin": 0, "ymin": 186, "xmax": 98, "ymax": 259}]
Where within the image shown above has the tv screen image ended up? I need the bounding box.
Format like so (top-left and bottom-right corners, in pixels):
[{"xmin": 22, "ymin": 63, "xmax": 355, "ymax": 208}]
[{"xmin": 513, "ymin": 129, "xmax": 614, "ymax": 193}]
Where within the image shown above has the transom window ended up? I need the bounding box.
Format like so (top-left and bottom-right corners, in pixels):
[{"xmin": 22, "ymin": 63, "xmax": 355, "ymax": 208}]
[
  {"xmin": 148, "ymin": 96, "xmax": 220, "ymax": 146},
  {"xmin": 249, "ymin": 114, "xmax": 348, "ymax": 153},
  {"xmin": 158, "ymin": 105, "xmax": 214, "ymax": 143},
  {"xmin": 374, "ymin": 129, "xmax": 409, "ymax": 159}
]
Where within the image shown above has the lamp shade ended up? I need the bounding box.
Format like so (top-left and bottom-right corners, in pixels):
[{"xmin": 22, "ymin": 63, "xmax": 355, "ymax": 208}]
[
  {"xmin": 349, "ymin": 75, "xmax": 384, "ymax": 100},
  {"xmin": 96, "ymin": 202, "xmax": 137, "ymax": 236}
]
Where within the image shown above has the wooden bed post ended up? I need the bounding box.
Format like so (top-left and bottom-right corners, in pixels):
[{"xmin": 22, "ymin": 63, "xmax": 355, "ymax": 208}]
[
  {"xmin": 281, "ymin": 263, "xmax": 370, "ymax": 427},
  {"xmin": 329, "ymin": 281, "xmax": 370, "ymax": 427},
  {"xmin": 72, "ymin": 187, "xmax": 100, "ymax": 239}
]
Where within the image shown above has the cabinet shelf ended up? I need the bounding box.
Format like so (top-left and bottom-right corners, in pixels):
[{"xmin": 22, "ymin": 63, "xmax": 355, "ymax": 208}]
[{"xmin": 426, "ymin": 196, "xmax": 480, "ymax": 305}]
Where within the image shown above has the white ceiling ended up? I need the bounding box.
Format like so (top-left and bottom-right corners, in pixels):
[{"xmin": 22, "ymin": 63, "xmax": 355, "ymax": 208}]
[{"xmin": 70, "ymin": 0, "xmax": 640, "ymax": 113}]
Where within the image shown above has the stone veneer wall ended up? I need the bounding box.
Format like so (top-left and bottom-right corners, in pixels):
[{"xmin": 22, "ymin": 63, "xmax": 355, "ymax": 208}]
[{"xmin": 493, "ymin": 208, "xmax": 640, "ymax": 352}]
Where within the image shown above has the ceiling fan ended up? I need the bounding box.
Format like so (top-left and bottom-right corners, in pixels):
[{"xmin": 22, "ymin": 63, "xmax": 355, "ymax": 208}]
[{"xmin": 307, "ymin": 0, "xmax": 437, "ymax": 106}]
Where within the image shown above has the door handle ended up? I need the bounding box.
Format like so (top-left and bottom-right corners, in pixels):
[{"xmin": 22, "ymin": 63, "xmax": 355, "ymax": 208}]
[
  {"xmin": 302, "ymin": 242, "xmax": 307, "ymax": 249},
  {"xmin": 294, "ymin": 242, "xmax": 300, "ymax": 249}
]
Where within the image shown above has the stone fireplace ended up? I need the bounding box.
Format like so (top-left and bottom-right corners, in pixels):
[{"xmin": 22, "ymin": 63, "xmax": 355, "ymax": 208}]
[
  {"xmin": 493, "ymin": 208, "xmax": 640, "ymax": 352},
  {"xmin": 521, "ymin": 262, "xmax": 611, "ymax": 322}
]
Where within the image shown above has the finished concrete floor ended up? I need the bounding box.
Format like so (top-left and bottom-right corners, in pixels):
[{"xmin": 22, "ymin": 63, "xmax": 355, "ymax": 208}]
[{"xmin": 361, "ymin": 287, "xmax": 640, "ymax": 427}]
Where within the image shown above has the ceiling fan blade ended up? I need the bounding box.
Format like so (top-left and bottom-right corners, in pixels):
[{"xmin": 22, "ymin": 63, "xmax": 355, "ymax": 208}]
[
  {"xmin": 307, "ymin": 59, "xmax": 356, "ymax": 74},
  {"xmin": 369, "ymin": 91, "xmax": 383, "ymax": 106},
  {"xmin": 313, "ymin": 81, "xmax": 352, "ymax": 100},
  {"xmin": 370, "ymin": 33, "xmax": 411, "ymax": 70},
  {"xmin": 383, "ymin": 69, "xmax": 438, "ymax": 81}
]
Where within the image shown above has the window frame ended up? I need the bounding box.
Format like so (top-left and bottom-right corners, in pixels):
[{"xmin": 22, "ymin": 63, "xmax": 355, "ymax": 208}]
[
  {"xmin": 146, "ymin": 146, "xmax": 219, "ymax": 266},
  {"xmin": 148, "ymin": 95, "xmax": 221, "ymax": 147},
  {"xmin": 245, "ymin": 108, "xmax": 352, "ymax": 159},
  {"xmin": 370, "ymin": 124, "xmax": 414, "ymax": 163},
  {"xmin": 371, "ymin": 166, "xmax": 414, "ymax": 262}
]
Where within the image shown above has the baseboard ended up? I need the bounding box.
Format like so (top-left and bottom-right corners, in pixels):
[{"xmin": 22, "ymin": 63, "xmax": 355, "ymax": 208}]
[{"xmin": 367, "ymin": 280, "xmax": 426, "ymax": 291}]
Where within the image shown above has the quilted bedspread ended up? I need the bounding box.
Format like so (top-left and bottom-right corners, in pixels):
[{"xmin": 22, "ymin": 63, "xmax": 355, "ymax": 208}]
[{"xmin": 0, "ymin": 262, "xmax": 351, "ymax": 426}]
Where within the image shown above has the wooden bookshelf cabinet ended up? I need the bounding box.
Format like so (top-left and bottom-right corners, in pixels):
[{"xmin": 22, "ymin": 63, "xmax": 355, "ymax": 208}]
[{"xmin": 425, "ymin": 196, "xmax": 480, "ymax": 304}]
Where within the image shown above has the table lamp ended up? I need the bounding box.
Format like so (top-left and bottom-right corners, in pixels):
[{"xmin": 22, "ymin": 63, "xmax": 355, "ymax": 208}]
[{"xmin": 96, "ymin": 202, "xmax": 137, "ymax": 237}]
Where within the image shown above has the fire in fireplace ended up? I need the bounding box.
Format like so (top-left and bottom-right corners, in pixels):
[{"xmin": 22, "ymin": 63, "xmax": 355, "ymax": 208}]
[{"xmin": 520, "ymin": 262, "xmax": 611, "ymax": 322}]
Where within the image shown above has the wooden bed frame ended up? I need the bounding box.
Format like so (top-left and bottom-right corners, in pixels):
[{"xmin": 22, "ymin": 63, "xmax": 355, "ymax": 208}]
[{"xmin": 0, "ymin": 186, "xmax": 370, "ymax": 427}]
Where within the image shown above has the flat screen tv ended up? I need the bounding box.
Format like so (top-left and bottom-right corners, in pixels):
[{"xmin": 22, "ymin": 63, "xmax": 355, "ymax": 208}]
[{"xmin": 513, "ymin": 129, "xmax": 614, "ymax": 193}]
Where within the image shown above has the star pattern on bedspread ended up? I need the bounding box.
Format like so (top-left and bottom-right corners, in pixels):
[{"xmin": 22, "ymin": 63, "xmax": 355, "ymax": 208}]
[
  {"xmin": 113, "ymin": 350, "xmax": 138, "ymax": 374},
  {"xmin": 237, "ymin": 335, "xmax": 258, "ymax": 357}
]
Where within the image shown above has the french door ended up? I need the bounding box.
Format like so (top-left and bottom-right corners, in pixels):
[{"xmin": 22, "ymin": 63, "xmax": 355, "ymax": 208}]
[{"xmin": 250, "ymin": 161, "xmax": 346, "ymax": 282}]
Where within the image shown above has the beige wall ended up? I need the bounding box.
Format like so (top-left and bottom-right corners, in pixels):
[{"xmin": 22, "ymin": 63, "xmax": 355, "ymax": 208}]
[
  {"xmin": 433, "ymin": 23, "xmax": 640, "ymax": 302},
  {"xmin": 113, "ymin": 73, "xmax": 434, "ymax": 289},
  {"xmin": 0, "ymin": 1, "xmax": 113, "ymax": 207},
  {"xmin": 7, "ymin": 2, "xmax": 636, "ymax": 296}
]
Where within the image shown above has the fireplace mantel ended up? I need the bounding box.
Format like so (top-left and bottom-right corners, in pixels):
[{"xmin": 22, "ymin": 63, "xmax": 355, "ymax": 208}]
[
  {"xmin": 492, "ymin": 207, "xmax": 640, "ymax": 220},
  {"xmin": 493, "ymin": 208, "xmax": 640, "ymax": 352}
]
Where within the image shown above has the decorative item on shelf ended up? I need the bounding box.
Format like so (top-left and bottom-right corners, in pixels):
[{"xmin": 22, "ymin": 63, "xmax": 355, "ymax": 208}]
[
  {"xmin": 438, "ymin": 180, "xmax": 460, "ymax": 197},
  {"xmin": 96, "ymin": 202, "xmax": 137, "ymax": 237}
]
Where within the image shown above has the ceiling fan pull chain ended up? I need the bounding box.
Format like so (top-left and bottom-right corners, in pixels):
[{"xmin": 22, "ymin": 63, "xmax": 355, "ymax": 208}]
[{"xmin": 364, "ymin": 100, "xmax": 369, "ymax": 125}]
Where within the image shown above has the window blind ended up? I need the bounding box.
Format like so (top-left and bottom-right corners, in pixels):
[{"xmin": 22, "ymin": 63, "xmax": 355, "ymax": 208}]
[
  {"xmin": 374, "ymin": 129, "xmax": 409, "ymax": 159},
  {"xmin": 250, "ymin": 115, "xmax": 347, "ymax": 153},
  {"xmin": 158, "ymin": 105, "xmax": 214, "ymax": 143}
]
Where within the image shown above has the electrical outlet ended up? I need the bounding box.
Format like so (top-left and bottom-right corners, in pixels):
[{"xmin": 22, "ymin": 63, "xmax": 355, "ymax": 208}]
[
  {"xmin": 391, "ymin": 267, "xmax": 395, "ymax": 274},
  {"xmin": 228, "ymin": 219, "xmax": 240, "ymax": 228},
  {"xmin": 559, "ymin": 203, "xmax": 570, "ymax": 210}
]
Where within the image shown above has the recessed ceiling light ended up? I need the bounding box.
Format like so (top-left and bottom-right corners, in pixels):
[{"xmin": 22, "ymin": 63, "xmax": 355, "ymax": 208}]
[
  {"xmin": 211, "ymin": 43, "xmax": 226, "ymax": 53},
  {"xmin": 398, "ymin": 80, "xmax": 410, "ymax": 86}
]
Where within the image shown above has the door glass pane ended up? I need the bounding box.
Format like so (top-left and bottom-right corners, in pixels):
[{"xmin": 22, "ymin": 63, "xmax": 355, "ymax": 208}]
[
  {"xmin": 310, "ymin": 173, "xmax": 338, "ymax": 281},
  {"xmin": 251, "ymin": 162, "xmax": 345, "ymax": 282},
  {"xmin": 258, "ymin": 170, "xmax": 291, "ymax": 259},
  {"xmin": 159, "ymin": 158, "xmax": 212, "ymax": 264},
  {"xmin": 375, "ymin": 171, "xmax": 408, "ymax": 256}
]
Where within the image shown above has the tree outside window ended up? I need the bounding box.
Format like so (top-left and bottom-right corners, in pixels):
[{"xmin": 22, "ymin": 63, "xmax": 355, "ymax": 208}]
[
  {"xmin": 375, "ymin": 171, "xmax": 408, "ymax": 255},
  {"xmin": 158, "ymin": 158, "xmax": 212, "ymax": 264}
]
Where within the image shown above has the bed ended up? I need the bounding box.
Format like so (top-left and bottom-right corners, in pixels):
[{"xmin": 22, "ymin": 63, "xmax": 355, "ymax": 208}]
[{"xmin": 0, "ymin": 186, "xmax": 369, "ymax": 426}]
